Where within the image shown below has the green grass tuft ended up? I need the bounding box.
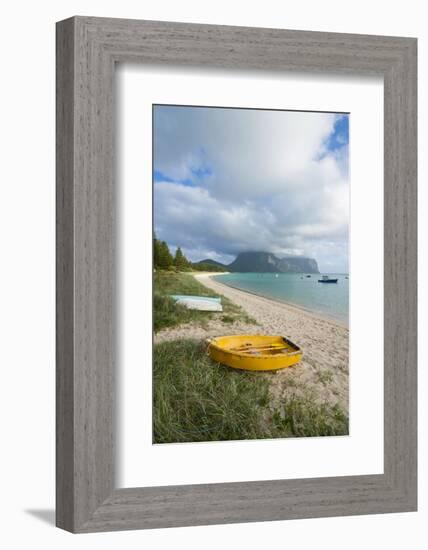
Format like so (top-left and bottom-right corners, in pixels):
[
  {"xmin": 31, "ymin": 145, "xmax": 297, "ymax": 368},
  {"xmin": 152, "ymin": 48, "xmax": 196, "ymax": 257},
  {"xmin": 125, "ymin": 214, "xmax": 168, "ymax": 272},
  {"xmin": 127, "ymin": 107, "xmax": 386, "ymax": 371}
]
[
  {"xmin": 153, "ymin": 339, "xmax": 270, "ymax": 443},
  {"xmin": 153, "ymin": 339, "xmax": 348, "ymax": 443},
  {"xmin": 221, "ymin": 315, "xmax": 235, "ymax": 324},
  {"xmin": 316, "ymin": 368, "xmax": 335, "ymax": 386},
  {"xmin": 153, "ymin": 293, "xmax": 207, "ymax": 332},
  {"xmin": 272, "ymin": 399, "xmax": 348, "ymax": 437},
  {"xmin": 155, "ymin": 271, "xmax": 218, "ymax": 296}
]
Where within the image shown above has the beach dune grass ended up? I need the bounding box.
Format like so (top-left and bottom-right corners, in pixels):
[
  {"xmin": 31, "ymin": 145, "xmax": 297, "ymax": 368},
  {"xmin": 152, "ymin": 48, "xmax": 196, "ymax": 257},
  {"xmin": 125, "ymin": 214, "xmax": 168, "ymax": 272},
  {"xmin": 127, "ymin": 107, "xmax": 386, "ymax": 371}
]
[
  {"xmin": 153, "ymin": 339, "xmax": 270, "ymax": 443},
  {"xmin": 272, "ymin": 399, "xmax": 348, "ymax": 438},
  {"xmin": 155, "ymin": 271, "xmax": 218, "ymax": 296},
  {"xmin": 154, "ymin": 271, "xmax": 255, "ymax": 332},
  {"xmin": 153, "ymin": 293, "xmax": 202, "ymax": 332},
  {"xmin": 153, "ymin": 339, "xmax": 348, "ymax": 443}
]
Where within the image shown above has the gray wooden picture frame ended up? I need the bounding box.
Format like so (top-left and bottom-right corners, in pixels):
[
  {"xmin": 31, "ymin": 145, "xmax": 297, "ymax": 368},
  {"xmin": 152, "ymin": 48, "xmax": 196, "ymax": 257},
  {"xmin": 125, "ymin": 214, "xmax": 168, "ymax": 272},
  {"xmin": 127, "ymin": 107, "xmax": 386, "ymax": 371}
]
[{"xmin": 56, "ymin": 16, "xmax": 417, "ymax": 533}]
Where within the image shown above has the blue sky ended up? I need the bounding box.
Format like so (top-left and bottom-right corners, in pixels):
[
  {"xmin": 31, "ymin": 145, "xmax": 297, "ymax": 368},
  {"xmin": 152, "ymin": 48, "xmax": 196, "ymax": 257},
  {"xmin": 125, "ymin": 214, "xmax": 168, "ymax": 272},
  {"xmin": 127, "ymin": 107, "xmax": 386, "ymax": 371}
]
[
  {"xmin": 153, "ymin": 106, "xmax": 349, "ymax": 272},
  {"xmin": 327, "ymin": 115, "xmax": 349, "ymax": 151}
]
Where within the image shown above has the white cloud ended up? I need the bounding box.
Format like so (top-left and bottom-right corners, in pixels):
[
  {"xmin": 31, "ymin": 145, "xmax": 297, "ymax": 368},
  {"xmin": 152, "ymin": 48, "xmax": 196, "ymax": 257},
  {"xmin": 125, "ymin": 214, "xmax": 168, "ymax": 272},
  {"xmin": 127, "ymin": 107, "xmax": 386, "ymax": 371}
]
[{"xmin": 154, "ymin": 106, "xmax": 349, "ymax": 272}]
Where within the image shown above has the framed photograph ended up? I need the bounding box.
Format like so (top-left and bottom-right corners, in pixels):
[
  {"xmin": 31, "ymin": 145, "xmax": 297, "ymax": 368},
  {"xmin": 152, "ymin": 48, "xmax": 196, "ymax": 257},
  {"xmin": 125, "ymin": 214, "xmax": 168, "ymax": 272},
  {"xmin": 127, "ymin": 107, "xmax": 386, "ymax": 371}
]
[
  {"xmin": 56, "ymin": 17, "xmax": 417, "ymax": 532},
  {"xmin": 151, "ymin": 104, "xmax": 350, "ymax": 445}
]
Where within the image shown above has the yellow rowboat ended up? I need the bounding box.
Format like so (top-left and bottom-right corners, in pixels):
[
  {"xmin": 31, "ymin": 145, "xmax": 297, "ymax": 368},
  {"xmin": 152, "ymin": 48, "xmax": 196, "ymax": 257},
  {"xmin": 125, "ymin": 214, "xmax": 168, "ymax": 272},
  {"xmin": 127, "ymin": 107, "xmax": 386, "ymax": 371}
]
[{"xmin": 207, "ymin": 334, "xmax": 302, "ymax": 372}]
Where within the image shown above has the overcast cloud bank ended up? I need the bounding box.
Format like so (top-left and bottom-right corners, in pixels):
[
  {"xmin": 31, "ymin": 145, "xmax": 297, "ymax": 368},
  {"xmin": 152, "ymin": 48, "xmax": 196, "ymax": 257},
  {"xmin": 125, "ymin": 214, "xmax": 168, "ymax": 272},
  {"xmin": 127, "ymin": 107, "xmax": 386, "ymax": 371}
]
[{"xmin": 153, "ymin": 105, "xmax": 349, "ymax": 272}]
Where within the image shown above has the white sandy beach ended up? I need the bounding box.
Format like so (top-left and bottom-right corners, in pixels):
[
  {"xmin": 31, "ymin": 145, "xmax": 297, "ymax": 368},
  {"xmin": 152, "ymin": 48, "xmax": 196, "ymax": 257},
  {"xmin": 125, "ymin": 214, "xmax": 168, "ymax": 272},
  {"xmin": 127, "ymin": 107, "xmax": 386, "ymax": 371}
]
[{"xmin": 156, "ymin": 273, "xmax": 349, "ymax": 412}]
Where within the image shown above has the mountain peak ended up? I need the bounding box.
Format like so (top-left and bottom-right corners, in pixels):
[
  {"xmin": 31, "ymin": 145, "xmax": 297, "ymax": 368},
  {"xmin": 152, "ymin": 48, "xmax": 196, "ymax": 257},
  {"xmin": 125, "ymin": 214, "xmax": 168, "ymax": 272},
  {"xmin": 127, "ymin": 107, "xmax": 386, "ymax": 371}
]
[
  {"xmin": 195, "ymin": 251, "xmax": 319, "ymax": 273},
  {"xmin": 228, "ymin": 251, "xmax": 319, "ymax": 273}
]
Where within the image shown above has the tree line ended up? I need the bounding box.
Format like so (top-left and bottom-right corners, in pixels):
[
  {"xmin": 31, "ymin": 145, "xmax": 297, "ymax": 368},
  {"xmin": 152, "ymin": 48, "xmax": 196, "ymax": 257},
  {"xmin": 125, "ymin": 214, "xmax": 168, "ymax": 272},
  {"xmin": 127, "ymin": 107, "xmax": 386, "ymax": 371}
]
[{"xmin": 153, "ymin": 236, "xmax": 225, "ymax": 272}]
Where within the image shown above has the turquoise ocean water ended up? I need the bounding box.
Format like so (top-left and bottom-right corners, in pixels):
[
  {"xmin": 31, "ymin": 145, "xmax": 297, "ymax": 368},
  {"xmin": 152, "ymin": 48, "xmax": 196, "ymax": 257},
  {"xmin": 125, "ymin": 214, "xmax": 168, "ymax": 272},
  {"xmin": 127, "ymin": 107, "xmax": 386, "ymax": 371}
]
[{"xmin": 213, "ymin": 273, "xmax": 349, "ymax": 325}]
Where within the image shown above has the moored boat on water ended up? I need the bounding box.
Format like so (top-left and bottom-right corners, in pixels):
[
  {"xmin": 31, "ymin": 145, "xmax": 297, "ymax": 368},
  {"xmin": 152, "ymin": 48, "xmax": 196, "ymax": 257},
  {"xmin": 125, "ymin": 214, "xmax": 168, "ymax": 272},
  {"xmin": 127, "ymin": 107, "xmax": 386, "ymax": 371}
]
[{"xmin": 318, "ymin": 275, "xmax": 338, "ymax": 284}]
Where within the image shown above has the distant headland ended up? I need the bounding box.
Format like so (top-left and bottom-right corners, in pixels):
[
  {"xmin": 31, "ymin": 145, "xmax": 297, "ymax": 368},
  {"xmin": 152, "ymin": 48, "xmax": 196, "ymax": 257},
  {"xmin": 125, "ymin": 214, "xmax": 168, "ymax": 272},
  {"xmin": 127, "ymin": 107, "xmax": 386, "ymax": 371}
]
[{"xmin": 195, "ymin": 251, "xmax": 319, "ymax": 274}]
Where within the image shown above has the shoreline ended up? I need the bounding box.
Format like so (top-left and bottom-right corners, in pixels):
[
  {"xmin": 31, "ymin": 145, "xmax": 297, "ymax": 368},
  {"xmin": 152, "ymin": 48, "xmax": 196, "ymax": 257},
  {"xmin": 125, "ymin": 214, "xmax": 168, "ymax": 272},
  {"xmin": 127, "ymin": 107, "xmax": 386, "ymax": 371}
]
[
  {"xmin": 193, "ymin": 272, "xmax": 348, "ymax": 411},
  {"xmin": 156, "ymin": 271, "xmax": 349, "ymax": 412},
  {"xmin": 196, "ymin": 272, "xmax": 348, "ymax": 329}
]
